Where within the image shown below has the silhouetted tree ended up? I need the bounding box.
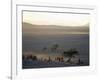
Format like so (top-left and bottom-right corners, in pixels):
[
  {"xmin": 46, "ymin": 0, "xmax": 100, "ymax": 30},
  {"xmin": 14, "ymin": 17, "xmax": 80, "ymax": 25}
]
[
  {"xmin": 51, "ymin": 44, "xmax": 59, "ymax": 52},
  {"xmin": 32, "ymin": 55, "xmax": 37, "ymax": 61},
  {"xmin": 62, "ymin": 48, "xmax": 79, "ymax": 63}
]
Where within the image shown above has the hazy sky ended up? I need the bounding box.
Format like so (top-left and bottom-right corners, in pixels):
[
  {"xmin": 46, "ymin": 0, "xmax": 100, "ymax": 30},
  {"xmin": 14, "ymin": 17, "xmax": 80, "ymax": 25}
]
[{"xmin": 23, "ymin": 11, "xmax": 90, "ymax": 27}]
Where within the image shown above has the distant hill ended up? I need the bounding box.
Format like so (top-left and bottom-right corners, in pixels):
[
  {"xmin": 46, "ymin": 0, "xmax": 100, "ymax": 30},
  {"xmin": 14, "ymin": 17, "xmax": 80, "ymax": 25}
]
[{"xmin": 22, "ymin": 22, "xmax": 89, "ymax": 36}]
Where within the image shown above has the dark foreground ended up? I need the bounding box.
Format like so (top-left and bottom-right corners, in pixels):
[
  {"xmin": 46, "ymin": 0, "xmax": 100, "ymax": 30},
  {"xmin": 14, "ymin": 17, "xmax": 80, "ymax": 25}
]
[{"xmin": 22, "ymin": 59, "xmax": 89, "ymax": 69}]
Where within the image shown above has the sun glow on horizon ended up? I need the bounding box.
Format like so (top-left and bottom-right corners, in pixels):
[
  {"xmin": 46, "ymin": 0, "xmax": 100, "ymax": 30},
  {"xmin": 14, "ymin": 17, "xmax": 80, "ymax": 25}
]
[{"xmin": 23, "ymin": 11, "xmax": 90, "ymax": 27}]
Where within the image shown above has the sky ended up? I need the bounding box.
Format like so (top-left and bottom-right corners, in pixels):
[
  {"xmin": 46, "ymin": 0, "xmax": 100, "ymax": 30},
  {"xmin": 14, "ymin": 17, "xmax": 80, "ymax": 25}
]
[{"xmin": 22, "ymin": 11, "xmax": 90, "ymax": 27}]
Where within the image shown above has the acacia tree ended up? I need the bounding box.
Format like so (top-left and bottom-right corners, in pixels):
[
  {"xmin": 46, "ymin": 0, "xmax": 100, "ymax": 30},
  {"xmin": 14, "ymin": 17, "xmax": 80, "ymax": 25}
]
[
  {"xmin": 62, "ymin": 48, "xmax": 79, "ymax": 63},
  {"xmin": 51, "ymin": 44, "xmax": 59, "ymax": 52}
]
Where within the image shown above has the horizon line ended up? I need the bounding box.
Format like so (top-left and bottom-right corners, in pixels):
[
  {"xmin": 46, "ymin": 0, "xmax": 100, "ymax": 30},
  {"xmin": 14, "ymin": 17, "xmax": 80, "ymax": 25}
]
[{"xmin": 22, "ymin": 22, "xmax": 89, "ymax": 27}]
